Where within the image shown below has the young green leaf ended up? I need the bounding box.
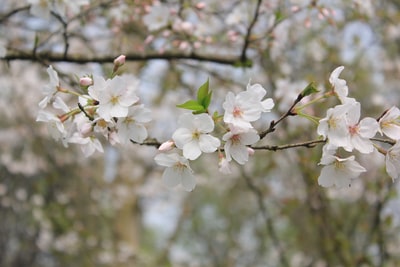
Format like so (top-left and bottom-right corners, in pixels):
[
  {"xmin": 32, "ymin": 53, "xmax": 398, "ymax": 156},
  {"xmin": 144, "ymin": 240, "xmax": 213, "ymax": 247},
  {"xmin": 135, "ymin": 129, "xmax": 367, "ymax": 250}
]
[
  {"xmin": 197, "ymin": 79, "xmax": 209, "ymax": 104},
  {"xmin": 301, "ymin": 82, "xmax": 319, "ymax": 97},
  {"xmin": 176, "ymin": 100, "xmax": 205, "ymax": 111}
]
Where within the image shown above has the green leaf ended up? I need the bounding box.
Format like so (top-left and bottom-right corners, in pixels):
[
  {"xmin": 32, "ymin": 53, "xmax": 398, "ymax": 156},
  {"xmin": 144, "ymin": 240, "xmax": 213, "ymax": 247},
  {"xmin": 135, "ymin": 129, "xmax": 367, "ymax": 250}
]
[
  {"xmin": 202, "ymin": 91, "xmax": 212, "ymax": 109},
  {"xmin": 275, "ymin": 9, "xmax": 285, "ymax": 23},
  {"xmin": 176, "ymin": 100, "xmax": 204, "ymax": 111},
  {"xmin": 301, "ymin": 82, "xmax": 319, "ymax": 97},
  {"xmin": 197, "ymin": 79, "xmax": 209, "ymax": 104}
]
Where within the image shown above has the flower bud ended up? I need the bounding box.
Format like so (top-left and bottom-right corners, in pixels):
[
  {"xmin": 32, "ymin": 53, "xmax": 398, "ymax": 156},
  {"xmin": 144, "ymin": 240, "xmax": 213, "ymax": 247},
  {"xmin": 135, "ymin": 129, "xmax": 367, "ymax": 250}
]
[
  {"xmin": 80, "ymin": 77, "xmax": 93, "ymax": 86},
  {"xmin": 159, "ymin": 140, "xmax": 175, "ymax": 151},
  {"xmin": 247, "ymin": 147, "xmax": 255, "ymax": 156},
  {"xmin": 195, "ymin": 2, "xmax": 205, "ymax": 9},
  {"xmin": 114, "ymin": 54, "xmax": 126, "ymax": 67}
]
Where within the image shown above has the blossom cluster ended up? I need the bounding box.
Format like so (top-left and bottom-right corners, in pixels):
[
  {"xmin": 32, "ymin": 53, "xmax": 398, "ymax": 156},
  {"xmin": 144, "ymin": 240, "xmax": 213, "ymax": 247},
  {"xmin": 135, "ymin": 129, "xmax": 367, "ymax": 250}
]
[
  {"xmin": 317, "ymin": 66, "xmax": 400, "ymax": 188},
  {"xmin": 36, "ymin": 61, "xmax": 400, "ymax": 192},
  {"xmin": 36, "ymin": 55, "xmax": 151, "ymax": 157},
  {"xmin": 155, "ymin": 81, "xmax": 274, "ymax": 191}
]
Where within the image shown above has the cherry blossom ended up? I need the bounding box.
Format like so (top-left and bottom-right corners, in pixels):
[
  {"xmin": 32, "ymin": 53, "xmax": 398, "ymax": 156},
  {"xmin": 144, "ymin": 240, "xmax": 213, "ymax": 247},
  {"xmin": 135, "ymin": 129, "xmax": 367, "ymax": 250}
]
[
  {"xmin": 154, "ymin": 152, "xmax": 196, "ymax": 191},
  {"xmin": 36, "ymin": 110, "xmax": 67, "ymax": 145},
  {"xmin": 222, "ymin": 126, "xmax": 260, "ymax": 164},
  {"xmin": 116, "ymin": 104, "xmax": 152, "ymax": 144},
  {"xmin": 317, "ymin": 103, "xmax": 352, "ymax": 148},
  {"xmin": 39, "ymin": 65, "xmax": 60, "ymax": 109},
  {"xmin": 343, "ymin": 101, "xmax": 379, "ymax": 154},
  {"xmin": 172, "ymin": 113, "xmax": 220, "ymax": 160},
  {"xmin": 329, "ymin": 66, "xmax": 354, "ymax": 103},
  {"xmin": 28, "ymin": 0, "xmax": 89, "ymax": 19},
  {"xmin": 386, "ymin": 141, "xmax": 400, "ymax": 181},
  {"xmin": 318, "ymin": 145, "xmax": 366, "ymax": 188},
  {"xmin": 379, "ymin": 106, "xmax": 400, "ymax": 140},
  {"xmin": 88, "ymin": 75, "xmax": 139, "ymax": 122},
  {"xmin": 223, "ymin": 82, "xmax": 274, "ymax": 129},
  {"xmin": 68, "ymin": 133, "xmax": 104, "ymax": 157}
]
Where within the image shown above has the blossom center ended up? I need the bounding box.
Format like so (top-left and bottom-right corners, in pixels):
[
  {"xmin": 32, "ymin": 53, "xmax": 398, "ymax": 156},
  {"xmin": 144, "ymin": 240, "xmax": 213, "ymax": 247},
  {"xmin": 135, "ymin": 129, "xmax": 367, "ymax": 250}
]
[
  {"xmin": 192, "ymin": 130, "xmax": 200, "ymax": 140},
  {"xmin": 334, "ymin": 160, "xmax": 345, "ymax": 170},
  {"xmin": 110, "ymin": 95, "xmax": 119, "ymax": 105},
  {"xmin": 231, "ymin": 134, "xmax": 241, "ymax": 144},
  {"xmin": 328, "ymin": 116, "xmax": 338, "ymax": 129},
  {"xmin": 348, "ymin": 125, "xmax": 359, "ymax": 136},
  {"xmin": 233, "ymin": 106, "xmax": 243, "ymax": 118}
]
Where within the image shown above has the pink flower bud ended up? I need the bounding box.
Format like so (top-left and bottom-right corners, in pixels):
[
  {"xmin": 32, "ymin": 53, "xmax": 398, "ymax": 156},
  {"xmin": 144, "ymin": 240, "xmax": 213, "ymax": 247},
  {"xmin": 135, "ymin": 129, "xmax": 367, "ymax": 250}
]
[
  {"xmin": 113, "ymin": 54, "xmax": 126, "ymax": 67},
  {"xmin": 80, "ymin": 77, "xmax": 93, "ymax": 86},
  {"xmin": 80, "ymin": 123, "xmax": 93, "ymax": 138},
  {"xmin": 159, "ymin": 140, "xmax": 175, "ymax": 151},
  {"xmin": 144, "ymin": 35, "xmax": 154, "ymax": 44},
  {"xmin": 247, "ymin": 147, "xmax": 255, "ymax": 156},
  {"xmin": 195, "ymin": 2, "xmax": 206, "ymax": 9}
]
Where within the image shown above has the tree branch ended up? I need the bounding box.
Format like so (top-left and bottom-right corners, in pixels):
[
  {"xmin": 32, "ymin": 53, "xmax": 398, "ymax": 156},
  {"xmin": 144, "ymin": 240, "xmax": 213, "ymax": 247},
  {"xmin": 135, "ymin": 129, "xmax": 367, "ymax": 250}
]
[{"xmin": 3, "ymin": 51, "xmax": 243, "ymax": 66}]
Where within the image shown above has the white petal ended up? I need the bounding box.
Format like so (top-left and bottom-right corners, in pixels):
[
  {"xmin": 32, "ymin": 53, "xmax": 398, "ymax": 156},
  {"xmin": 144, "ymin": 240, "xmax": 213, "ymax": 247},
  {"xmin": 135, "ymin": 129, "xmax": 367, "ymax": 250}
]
[
  {"xmin": 261, "ymin": 98, "xmax": 274, "ymax": 112},
  {"xmin": 162, "ymin": 167, "xmax": 181, "ymax": 188},
  {"xmin": 198, "ymin": 135, "xmax": 220, "ymax": 153},
  {"xmin": 181, "ymin": 168, "xmax": 196, "ymax": 191},
  {"xmin": 172, "ymin": 128, "xmax": 193, "ymax": 149},
  {"xmin": 154, "ymin": 153, "xmax": 176, "ymax": 167},
  {"xmin": 183, "ymin": 141, "xmax": 202, "ymax": 160},
  {"xmin": 358, "ymin": 117, "xmax": 379, "ymax": 138},
  {"xmin": 240, "ymin": 131, "xmax": 260, "ymax": 145},
  {"xmin": 230, "ymin": 144, "xmax": 249, "ymax": 164},
  {"xmin": 195, "ymin": 113, "xmax": 214, "ymax": 133},
  {"xmin": 318, "ymin": 165, "xmax": 336, "ymax": 187}
]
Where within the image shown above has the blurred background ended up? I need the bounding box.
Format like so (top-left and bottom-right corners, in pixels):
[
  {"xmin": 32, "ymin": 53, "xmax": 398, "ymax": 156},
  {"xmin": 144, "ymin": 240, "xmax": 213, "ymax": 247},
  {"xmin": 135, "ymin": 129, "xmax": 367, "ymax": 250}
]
[{"xmin": 1, "ymin": 0, "xmax": 400, "ymax": 266}]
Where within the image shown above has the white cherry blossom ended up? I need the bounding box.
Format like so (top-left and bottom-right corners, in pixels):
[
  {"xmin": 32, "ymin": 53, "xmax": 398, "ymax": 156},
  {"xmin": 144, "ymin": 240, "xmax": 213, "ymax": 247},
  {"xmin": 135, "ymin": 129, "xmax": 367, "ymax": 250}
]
[
  {"xmin": 172, "ymin": 113, "xmax": 220, "ymax": 160},
  {"xmin": 344, "ymin": 101, "xmax": 379, "ymax": 154},
  {"xmin": 154, "ymin": 152, "xmax": 196, "ymax": 191},
  {"xmin": 39, "ymin": 65, "xmax": 60, "ymax": 109},
  {"xmin": 329, "ymin": 66, "xmax": 354, "ymax": 104},
  {"xmin": 386, "ymin": 141, "xmax": 400, "ymax": 181},
  {"xmin": 379, "ymin": 106, "xmax": 400, "ymax": 140},
  {"xmin": 222, "ymin": 126, "xmax": 260, "ymax": 164},
  {"xmin": 318, "ymin": 146, "xmax": 366, "ymax": 188},
  {"xmin": 223, "ymin": 82, "xmax": 274, "ymax": 129},
  {"xmin": 116, "ymin": 105, "xmax": 152, "ymax": 144},
  {"xmin": 69, "ymin": 133, "xmax": 104, "ymax": 157},
  {"xmin": 36, "ymin": 110, "xmax": 67, "ymax": 145},
  {"xmin": 317, "ymin": 103, "xmax": 351, "ymax": 147},
  {"xmin": 88, "ymin": 75, "xmax": 139, "ymax": 121}
]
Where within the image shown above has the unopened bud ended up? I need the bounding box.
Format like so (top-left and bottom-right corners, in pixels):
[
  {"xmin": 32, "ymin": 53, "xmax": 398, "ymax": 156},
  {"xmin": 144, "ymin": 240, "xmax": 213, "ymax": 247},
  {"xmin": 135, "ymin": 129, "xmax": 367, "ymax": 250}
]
[
  {"xmin": 159, "ymin": 140, "xmax": 175, "ymax": 151},
  {"xmin": 195, "ymin": 2, "xmax": 205, "ymax": 9},
  {"xmin": 80, "ymin": 77, "xmax": 93, "ymax": 86},
  {"xmin": 247, "ymin": 147, "xmax": 255, "ymax": 156},
  {"xmin": 114, "ymin": 54, "xmax": 126, "ymax": 67},
  {"xmin": 80, "ymin": 123, "xmax": 93, "ymax": 138}
]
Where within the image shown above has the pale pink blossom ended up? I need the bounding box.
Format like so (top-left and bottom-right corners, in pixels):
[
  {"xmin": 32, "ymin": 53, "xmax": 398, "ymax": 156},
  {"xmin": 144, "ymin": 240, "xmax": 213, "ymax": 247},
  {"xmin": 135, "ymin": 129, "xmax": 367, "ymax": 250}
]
[
  {"xmin": 88, "ymin": 75, "xmax": 139, "ymax": 121},
  {"xmin": 116, "ymin": 105, "xmax": 152, "ymax": 144},
  {"xmin": 379, "ymin": 106, "xmax": 400, "ymax": 140},
  {"xmin": 172, "ymin": 113, "xmax": 220, "ymax": 160},
  {"xmin": 154, "ymin": 152, "xmax": 196, "ymax": 191},
  {"xmin": 386, "ymin": 141, "xmax": 400, "ymax": 181},
  {"xmin": 318, "ymin": 146, "xmax": 366, "ymax": 188},
  {"xmin": 39, "ymin": 65, "xmax": 60, "ymax": 108},
  {"xmin": 223, "ymin": 126, "xmax": 259, "ymax": 164}
]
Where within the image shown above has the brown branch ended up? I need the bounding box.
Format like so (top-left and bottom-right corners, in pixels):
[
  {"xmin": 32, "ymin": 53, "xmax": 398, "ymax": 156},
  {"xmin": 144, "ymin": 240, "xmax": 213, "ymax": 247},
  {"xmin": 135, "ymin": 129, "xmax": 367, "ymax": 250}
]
[
  {"xmin": 240, "ymin": 0, "xmax": 263, "ymax": 63},
  {"xmin": 259, "ymin": 92, "xmax": 305, "ymax": 139},
  {"xmin": 3, "ymin": 51, "xmax": 242, "ymax": 66},
  {"xmin": 0, "ymin": 5, "xmax": 30, "ymax": 23},
  {"xmin": 252, "ymin": 139, "xmax": 326, "ymax": 151}
]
